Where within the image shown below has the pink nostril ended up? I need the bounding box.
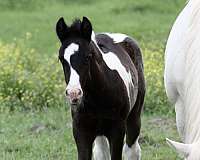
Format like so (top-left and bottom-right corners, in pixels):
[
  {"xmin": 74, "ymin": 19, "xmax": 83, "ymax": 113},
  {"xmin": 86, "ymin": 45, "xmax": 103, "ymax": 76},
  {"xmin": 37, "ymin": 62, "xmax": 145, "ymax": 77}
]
[{"xmin": 72, "ymin": 98, "xmax": 78, "ymax": 104}]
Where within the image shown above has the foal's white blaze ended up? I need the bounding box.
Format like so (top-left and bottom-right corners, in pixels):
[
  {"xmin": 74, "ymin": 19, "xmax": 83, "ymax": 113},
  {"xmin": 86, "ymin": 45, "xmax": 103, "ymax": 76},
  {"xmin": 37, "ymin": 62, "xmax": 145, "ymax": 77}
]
[
  {"xmin": 91, "ymin": 31, "xmax": 134, "ymax": 109},
  {"xmin": 64, "ymin": 43, "xmax": 79, "ymax": 63},
  {"xmin": 93, "ymin": 136, "xmax": 110, "ymax": 160},
  {"xmin": 64, "ymin": 43, "xmax": 82, "ymax": 93},
  {"xmin": 104, "ymin": 33, "xmax": 128, "ymax": 43},
  {"xmin": 67, "ymin": 68, "xmax": 81, "ymax": 91}
]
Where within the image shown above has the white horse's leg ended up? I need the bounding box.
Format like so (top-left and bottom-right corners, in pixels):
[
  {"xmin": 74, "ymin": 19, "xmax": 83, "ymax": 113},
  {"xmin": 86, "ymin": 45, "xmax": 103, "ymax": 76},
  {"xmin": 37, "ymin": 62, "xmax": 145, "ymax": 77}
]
[
  {"xmin": 165, "ymin": 77, "xmax": 185, "ymax": 140},
  {"xmin": 93, "ymin": 136, "xmax": 111, "ymax": 160},
  {"xmin": 175, "ymin": 98, "xmax": 185, "ymax": 140},
  {"xmin": 123, "ymin": 137, "xmax": 141, "ymax": 160}
]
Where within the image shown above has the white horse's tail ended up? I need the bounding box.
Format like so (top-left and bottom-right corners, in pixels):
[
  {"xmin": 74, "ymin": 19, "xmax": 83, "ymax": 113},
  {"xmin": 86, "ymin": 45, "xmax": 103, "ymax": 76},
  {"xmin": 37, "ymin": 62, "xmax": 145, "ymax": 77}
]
[{"xmin": 166, "ymin": 138, "xmax": 192, "ymax": 157}]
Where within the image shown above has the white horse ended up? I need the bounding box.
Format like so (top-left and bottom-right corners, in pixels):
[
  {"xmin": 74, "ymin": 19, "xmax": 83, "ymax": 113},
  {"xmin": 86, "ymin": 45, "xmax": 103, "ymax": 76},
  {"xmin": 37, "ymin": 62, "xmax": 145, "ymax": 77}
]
[{"xmin": 164, "ymin": 0, "xmax": 200, "ymax": 159}]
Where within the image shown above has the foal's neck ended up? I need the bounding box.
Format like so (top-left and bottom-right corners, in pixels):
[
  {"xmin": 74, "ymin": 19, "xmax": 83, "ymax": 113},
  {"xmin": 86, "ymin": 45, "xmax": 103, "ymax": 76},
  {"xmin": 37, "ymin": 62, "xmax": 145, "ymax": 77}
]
[
  {"xmin": 88, "ymin": 42, "xmax": 110, "ymax": 93},
  {"xmin": 84, "ymin": 42, "xmax": 123, "ymax": 105}
]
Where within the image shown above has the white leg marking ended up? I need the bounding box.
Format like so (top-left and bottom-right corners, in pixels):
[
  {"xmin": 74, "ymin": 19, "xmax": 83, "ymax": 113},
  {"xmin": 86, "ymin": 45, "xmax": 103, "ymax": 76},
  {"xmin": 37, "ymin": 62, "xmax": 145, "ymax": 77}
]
[
  {"xmin": 123, "ymin": 139, "xmax": 141, "ymax": 160},
  {"xmin": 93, "ymin": 136, "xmax": 111, "ymax": 160},
  {"xmin": 102, "ymin": 52, "xmax": 134, "ymax": 109}
]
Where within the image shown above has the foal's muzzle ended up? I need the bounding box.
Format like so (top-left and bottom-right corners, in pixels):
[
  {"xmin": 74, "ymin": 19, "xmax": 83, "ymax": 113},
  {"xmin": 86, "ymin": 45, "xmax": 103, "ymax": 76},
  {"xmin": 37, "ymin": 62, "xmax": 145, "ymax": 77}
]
[{"xmin": 66, "ymin": 88, "xmax": 83, "ymax": 105}]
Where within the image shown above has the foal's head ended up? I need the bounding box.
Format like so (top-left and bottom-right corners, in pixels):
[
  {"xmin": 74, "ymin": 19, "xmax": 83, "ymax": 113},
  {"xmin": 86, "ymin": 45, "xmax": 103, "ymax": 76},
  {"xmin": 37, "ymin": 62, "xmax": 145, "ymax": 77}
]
[{"xmin": 56, "ymin": 17, "xmax": 93, "ymax": 105}]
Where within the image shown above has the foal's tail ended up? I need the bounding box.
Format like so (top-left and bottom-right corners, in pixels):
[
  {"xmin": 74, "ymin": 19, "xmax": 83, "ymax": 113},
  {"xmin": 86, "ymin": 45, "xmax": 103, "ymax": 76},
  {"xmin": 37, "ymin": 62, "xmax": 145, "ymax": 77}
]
[{"xmin": 121, "ymin": 38, "xmax": 144, "ymax": 73}]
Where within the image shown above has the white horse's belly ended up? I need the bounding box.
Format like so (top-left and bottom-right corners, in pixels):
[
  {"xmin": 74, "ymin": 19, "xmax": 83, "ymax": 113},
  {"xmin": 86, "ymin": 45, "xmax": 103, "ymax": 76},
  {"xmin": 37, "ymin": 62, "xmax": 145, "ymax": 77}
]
[
  {"xmin": 164, "ymin": 3, "xmax": 191, "ymax": 104},
  {"xmin": 165, "ymin": 2, "xmax": 193, "ymax": 143},
  {"xmin": 165, "ymin": 53, "xmax": 185, "ymax": 103}
]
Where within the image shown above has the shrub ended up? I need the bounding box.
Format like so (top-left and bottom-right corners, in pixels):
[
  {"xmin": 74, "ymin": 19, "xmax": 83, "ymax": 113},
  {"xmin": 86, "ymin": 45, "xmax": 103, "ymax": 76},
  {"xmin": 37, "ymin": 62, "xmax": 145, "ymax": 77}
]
[
  {"xmin": 0, "ymin": 35, "xmax": 172, "ymax": 114},
  {"xmin": 142, "ymin": 43, "xmax": 172, "ymax": 114},
  {"xmin": 0, "ymin": 35, "xmax": 65, "ymax": 111}
]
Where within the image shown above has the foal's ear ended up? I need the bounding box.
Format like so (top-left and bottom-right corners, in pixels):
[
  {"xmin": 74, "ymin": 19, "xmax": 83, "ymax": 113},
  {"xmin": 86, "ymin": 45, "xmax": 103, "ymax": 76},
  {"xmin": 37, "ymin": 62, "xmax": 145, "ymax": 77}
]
[
  {"xmin": 81, "ymin": 17, "xmax": 92, "ymax": 42},
  {"xmin": 56, "ymin": 17, "xmax": 68, "ymax": 43}
]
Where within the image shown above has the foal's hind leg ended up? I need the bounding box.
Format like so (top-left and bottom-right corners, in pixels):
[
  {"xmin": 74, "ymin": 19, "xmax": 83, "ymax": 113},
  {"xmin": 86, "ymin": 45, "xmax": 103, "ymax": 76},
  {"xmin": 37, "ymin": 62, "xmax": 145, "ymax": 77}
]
[
  {"xmin": 123, "ymin": 113, "xmax": 141, "ymax": 160},
  {"xmin": 123, "ymin": 87, "xmax": 144, "ymax": 160}
]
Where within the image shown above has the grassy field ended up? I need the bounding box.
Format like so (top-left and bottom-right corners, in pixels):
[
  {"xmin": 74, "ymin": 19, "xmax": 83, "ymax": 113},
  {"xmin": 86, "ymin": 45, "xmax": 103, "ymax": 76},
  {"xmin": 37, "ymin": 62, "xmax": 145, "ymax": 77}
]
[
  {"xmin": 0, "ymin": 108, "xmax": 181, "ymax": 160},
  {"xmin": 0, "ymin": 0, "xmax": 186, "ymax": 159}
]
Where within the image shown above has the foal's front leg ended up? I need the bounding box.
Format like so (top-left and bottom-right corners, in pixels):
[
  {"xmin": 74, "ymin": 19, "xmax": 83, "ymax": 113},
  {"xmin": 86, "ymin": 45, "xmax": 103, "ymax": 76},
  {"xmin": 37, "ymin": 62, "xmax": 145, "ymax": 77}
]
[
  {"xmin": 108, "ymin": 122, "xmax": 125, "ymax": 160},
  {"xmin": 73, "ymin": 124, "xmax": 95, "ymax": 160}
]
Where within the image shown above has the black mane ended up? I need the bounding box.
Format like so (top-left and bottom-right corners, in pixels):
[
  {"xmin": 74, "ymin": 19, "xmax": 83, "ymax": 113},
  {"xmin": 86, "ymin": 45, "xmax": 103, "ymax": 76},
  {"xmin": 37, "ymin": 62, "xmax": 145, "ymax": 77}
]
[{"xmin": 67, "ymin": 19, "xmax": 82, "ymax": 37}]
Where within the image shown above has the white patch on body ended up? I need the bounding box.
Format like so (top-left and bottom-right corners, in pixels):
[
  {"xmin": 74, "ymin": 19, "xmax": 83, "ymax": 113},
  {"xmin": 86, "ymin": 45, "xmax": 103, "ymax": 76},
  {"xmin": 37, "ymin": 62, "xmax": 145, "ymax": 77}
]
[
  {"xmin": 91, "ymin": 32, "xmax": 134, "ymax": 109},
  {"xmin": 64, "ymin": 43, "xmax": 82, "ymax": 92},
  {"xmin": 123, "ymin": 138, "xmax": 141, "ymax": 160},
  {"xmin": 93, "ymin": 136, "xmax": 110, "ymax": 160},
  {"xmin": 102, "ymin": 52, "xmax": 134, "ymax": 108},
  {"xmin": 104, "ymin": 32, "xmax": 128, "ymax": 43}
]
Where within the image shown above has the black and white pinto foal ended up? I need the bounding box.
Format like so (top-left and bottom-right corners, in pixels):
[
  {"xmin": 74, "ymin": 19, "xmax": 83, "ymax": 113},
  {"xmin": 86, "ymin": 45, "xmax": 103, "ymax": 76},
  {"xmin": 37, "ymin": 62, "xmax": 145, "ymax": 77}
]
[{"xmin": 56, "ymin": 17, "xmax": 145, "ymax": 160}]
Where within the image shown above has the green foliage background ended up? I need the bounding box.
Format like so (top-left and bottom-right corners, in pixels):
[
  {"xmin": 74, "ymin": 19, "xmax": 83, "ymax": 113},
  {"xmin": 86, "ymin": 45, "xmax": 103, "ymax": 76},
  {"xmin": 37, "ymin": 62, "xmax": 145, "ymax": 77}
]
[
  {"xmin": 0, "ymin": 38, "xmax": 64, "ymax": 111},
  {"xmin": 0, "ymin": 39, "xmax": 169, "ymax": 114},
  {"xmin": 0, "ymin": 0, "xmax": 185, "ymax": 113},
  {"xmin": 0, "ymin": 0, "xmax": 186, "ymax": 159}
]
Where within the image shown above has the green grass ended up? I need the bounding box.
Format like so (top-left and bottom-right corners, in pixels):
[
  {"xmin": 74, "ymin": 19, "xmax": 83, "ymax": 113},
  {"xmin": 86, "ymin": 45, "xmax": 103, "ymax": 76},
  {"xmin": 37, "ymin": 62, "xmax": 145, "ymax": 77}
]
[
  {"xmin": 0, "ymin": 0, "xmax": 185, "ymax": 54},
  {"xmin": 0, "ymin": 0, "xmax": 187, "ymax": 159},
  {"xmin": 0, "ymin": 108, "xmax": 75, "ymax": 160},
  {"xmin": 0, "ymin": 108, "xmax": 181, "ymax": 160}
]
